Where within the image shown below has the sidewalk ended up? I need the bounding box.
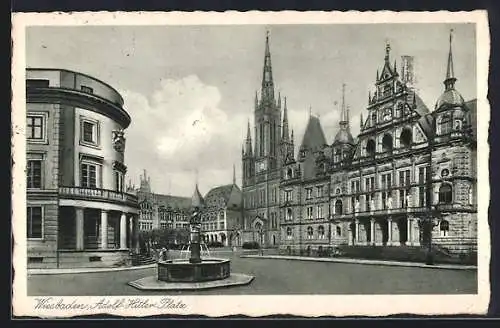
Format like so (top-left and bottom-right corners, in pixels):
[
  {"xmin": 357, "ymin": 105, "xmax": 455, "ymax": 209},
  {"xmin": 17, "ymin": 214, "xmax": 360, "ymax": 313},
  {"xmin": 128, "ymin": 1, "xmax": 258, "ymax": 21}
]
[
  {"xmin": 240, "ymin": 254, "xmax": 477, "ymax": 270},
  {"xmin": 28, "ymin": 263, "xmax": 156, "ymax": 275}
]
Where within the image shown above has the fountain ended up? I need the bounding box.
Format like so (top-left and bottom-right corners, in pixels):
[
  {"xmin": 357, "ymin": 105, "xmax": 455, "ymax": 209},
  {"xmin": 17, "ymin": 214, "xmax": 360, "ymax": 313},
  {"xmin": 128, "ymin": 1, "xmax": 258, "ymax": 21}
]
[
  {"xmin": 180, "ymin": 243, "xmax": 211, "ymax": 259},
  {"xmin": 128, "ymin": 183, "xmax": 254, "ymax": 291}
]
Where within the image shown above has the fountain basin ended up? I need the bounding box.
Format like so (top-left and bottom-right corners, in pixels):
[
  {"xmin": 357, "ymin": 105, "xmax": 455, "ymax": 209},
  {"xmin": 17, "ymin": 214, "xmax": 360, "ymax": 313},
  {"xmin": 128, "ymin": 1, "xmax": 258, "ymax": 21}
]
[{"xmin": 157, "ymin": 258, "xmax": 230, "ymax": 283}]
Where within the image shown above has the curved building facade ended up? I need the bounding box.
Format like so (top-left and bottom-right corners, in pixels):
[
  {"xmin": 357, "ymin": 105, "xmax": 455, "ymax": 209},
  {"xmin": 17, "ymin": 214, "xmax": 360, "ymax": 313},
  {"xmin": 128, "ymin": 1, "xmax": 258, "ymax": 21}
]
[{"xmin": 26, "ymin": 68, "xmax": 140, "ymax": 268}]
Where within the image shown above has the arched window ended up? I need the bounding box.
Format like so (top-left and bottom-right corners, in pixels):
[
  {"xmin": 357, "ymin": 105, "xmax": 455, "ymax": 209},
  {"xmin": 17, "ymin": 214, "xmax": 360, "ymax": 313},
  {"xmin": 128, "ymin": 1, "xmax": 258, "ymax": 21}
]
[
  {"xmin": 286, "ymin": 227, "xmax": 292, "ymax": 239},
  {"xmin": 438, "ymin": 184, "xmax": 453, "ymax": 204},
  {"xmin": 336, "ymin": 225, "xmax": 342, "ymax": 237},
  {"xmin": 438, "ymin": 114, "xmax": 452, "ymax": 135},
  {"xmin": 440, "ymin": 220, "xmax": 450, "ymax": 237},
  {"xmin": 318, "ymin": 226, "xmax": 325, "ymax": 239},
  {"xmin": 334, "ymin": 200, "xmax": 343, "ymax": 215},
  {"xmin": 382, "ymin": 134, "xmax": 393, "ymax": 153},
  {"xmin": 307, "ymin": 226, "xmax": 314, "ymax": 239},
  {"xmin": 454, "ymin": 119, "xmax": 462, "ymax": 131},
  {"xmin": 400, "ymin": 128, "xmax": 412, "ymax": 148},
  {"xmin": 366, "ymin": 139, "xmax": 376, "ymax": 157},
  {"xmin": 255, "ymin": 221, "xmax": 262, "ymax": 232},
  {"xmin": 286, "ymin": 208, "xmax": 293, "ymax": 221},
  {"xmin": 371, "ymin": 112, "xmax": 377, "ymax": 126}
]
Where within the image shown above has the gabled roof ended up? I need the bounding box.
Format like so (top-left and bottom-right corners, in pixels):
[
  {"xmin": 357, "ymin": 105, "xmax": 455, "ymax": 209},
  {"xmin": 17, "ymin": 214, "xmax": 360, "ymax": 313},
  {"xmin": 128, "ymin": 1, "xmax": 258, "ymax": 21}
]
[{"xmin": 300, "ymin": 115, "xmax": 327, "ymax": 151}]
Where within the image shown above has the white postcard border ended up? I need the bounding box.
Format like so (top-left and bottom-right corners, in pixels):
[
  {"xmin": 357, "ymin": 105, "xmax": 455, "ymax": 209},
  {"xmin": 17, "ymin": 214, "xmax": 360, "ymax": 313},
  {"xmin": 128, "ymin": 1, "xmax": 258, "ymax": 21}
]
[{"xmin": 11, "ymin": 10, "xmax": 491, "ymax": 317}]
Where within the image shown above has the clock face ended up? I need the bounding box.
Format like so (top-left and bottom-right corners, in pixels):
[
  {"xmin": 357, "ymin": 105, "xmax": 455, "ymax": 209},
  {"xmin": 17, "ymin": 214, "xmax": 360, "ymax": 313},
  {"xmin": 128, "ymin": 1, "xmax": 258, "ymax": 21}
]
[{"xmin": 256, "ymin": 160, "xmax": 267, "ymax": 173}]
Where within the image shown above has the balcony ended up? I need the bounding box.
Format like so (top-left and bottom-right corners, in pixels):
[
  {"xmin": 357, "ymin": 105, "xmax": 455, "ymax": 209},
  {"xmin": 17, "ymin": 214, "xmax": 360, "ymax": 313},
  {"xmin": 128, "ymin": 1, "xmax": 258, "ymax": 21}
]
[{"xmin": 59, "ymin": 186, "xmax": 139, "ymax": 207}]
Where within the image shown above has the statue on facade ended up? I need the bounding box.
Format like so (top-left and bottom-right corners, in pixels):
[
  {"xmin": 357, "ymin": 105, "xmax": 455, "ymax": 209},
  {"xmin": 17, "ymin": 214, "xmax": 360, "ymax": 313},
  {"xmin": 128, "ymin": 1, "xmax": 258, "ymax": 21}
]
[
  {"xmin": 354, "ymin": 199, "xmax": 360, "ymax": 214},
  {"xmin": 406, "ymin": 194, "xmax": 412, "ymax": 208},
  {"xmin": 370, "ymin": 198, "xmax": 375, "ymax": 212},
  {"xmin": 386, "ymin": 196, "xmax": 393, "ymax": 210}
]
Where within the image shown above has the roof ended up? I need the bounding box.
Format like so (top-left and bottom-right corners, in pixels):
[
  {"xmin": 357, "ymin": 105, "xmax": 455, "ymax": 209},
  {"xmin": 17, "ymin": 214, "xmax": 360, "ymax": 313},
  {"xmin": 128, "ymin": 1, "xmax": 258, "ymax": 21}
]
[
  {"xmin": 413, "ymin": 91, "xmax": 433, "ymax": 137},
  {"xmin": 155, "ymin": 194, "xmax": 191, "ymax": 210},
  {"xmin": 333, "ymin": 128, "xmax": 354, "ymax": 145},
  {"xmin": 192, "ymin": 184, "xmax": 204, "ymax": 207},
  {"xmin": 300, "ymin": 115, "xmax": 327, "ymax": 151},
  {"xmin": 435, "ymin": 88, "xmax": 465, "ymax": 111},
  {"xmin": 204, "ymin": 184, "xmax": 238, "ymax": 204}
]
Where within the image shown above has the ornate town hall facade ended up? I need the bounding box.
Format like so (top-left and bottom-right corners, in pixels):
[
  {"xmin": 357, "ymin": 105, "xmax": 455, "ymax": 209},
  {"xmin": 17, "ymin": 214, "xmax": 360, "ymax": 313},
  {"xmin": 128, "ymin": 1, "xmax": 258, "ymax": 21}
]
[{"xmin": 241, "ymin": 32, "xmax": 477, "ymax": 255}]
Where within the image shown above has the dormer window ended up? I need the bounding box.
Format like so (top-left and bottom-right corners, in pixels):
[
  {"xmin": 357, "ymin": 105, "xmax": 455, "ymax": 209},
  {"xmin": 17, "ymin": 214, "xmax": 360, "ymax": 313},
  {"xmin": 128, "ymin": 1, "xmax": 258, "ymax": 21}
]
[{"xmin": 438, "ymin": 114, "xmax": 452, "ymax": 135}]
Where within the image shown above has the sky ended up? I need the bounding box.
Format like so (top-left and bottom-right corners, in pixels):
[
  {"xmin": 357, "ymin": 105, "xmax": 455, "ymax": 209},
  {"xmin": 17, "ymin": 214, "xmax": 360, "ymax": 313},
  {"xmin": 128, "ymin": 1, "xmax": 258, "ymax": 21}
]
[{"xmin": 26, "ymin": 23, "xmax": 477, "ymax": 197}]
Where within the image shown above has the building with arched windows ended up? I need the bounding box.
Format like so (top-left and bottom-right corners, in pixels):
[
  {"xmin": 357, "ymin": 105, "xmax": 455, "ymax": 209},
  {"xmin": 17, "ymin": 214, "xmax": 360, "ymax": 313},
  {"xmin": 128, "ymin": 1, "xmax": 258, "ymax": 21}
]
[
  {"xmin": 242, "ymin": 31, "xmax": 476, "ymax": 255},
  {"xmin": 132, "ymin": 168, "xmax": 243, "ymax": 247},
  {"xmin": 26, "ymin": 68, "xmax": 140, "ymax": 268}
]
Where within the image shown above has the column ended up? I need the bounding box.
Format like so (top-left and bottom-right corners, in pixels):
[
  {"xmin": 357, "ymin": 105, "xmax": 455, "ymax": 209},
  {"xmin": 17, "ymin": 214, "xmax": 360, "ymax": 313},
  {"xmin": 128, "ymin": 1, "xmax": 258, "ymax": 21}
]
[
  {"xmin": 348, "ymin": 226, "xmax": 353, "ymax": 245},
  {"xmin": 134, "ymin": 214, "xmax": 140, "ymax": 252},
  {"xmin": 370, "ymin": 218, "xmax": 375, "ymax": 245},
  {"xmin": 387, "ymin": 218, "xmax": 393, "ymax": 246},
  {"xmin": 355, "ymin": 219, "xmax": 360, "ymax": 245},
  {"xmin": 128, "ymin": 217, "xmax": 133, "ymax": 249},
  {"xmin": 100, "ymin": 210, "xmax": 108, "ymax": 249},
  {"xmin": 407, "ymin": 217, "xmax": 413, "ymax": 246},
  {"xmin": 75, "ymin": 207, "xmax": 84, "ymax": 251},
  {"xmin": 120, "ymin": 212, "xmax": 127, "ymax": 249}
]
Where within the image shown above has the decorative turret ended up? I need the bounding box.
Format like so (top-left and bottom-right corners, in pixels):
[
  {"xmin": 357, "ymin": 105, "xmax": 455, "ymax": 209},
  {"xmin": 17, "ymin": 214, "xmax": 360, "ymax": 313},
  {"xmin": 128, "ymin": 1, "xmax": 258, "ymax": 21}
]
[
  {"xmin": 435, "ymin": 29, "xmax": 465, "ymax": 110},
  {"xmin": 282, "ymin": 97, "xmax": 290, "ymax": 142},
  {"xmin": 244, "ymin": 120, "xmax": 253, "ymax": 157},
  {"xmin": 333, "ymin": 83, "xmax": 354, "ymax": 145}
]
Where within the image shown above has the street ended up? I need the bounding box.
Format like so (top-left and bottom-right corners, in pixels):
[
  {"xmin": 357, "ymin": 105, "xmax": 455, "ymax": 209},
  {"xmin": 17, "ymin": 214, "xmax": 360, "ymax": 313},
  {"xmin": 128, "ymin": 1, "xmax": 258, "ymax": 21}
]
[{"xmin": 27, "ymin": 251, "xmax": 477, "ymax": 295}]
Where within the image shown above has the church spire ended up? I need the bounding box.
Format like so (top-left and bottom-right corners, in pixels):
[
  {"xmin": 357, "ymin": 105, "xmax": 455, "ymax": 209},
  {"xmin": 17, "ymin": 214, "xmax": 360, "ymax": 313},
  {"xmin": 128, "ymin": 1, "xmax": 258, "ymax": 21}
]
[
  {"xmin": 444, "ymin": 29, "xmax": 457, "ymax": 90},
  {"xmin": 282, "ymin": 96, "xmax": 289, "ymax": 141},
  {"xmin": 244, "ymin": 119, "xmax": 253, "ymax": 156},
  {"xmin": 261, "ymin": 30, "xmax": 275, "ymax": 101},
  {"xmin": 339, "ymin": 83, "xmax": 349, "ymax": 128}
]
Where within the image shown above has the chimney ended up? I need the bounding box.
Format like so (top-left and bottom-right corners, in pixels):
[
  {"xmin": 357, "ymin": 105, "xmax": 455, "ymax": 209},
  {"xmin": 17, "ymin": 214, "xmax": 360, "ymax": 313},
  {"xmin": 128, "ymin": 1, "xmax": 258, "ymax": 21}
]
[{"xmin": 400, "ymin": 55, "xmax": 416, "ymax": 88}]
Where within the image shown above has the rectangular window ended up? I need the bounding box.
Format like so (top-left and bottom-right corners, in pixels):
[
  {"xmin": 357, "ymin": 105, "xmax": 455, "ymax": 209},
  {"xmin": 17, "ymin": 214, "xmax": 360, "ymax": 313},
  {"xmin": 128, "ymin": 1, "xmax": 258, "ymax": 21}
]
[
  {"xmin": 26, "ymin": 79, "xmax": 49, "ymax": 88},
  {"xmin": 27, "ymin": 206, "xmax": 43, "ymax": 239},
  {"xmin": 81, "ymin": 85, "xmax": 94, "ymax": 94},
  {"xmin": 316, "ymin": 185, "xmax": 323, "ymax": 198},
  {"xmin": 81, "ymin": 118, "xmax": 99, "ymax": 146},
  {"xmin": 114, "ymin": 170, "xmax": 124, "ymax": 192},
  {"xmin": 381, "ymin": 174, "xmax": 392, "ymax": 190},
  {"xmin": 80, "ymin": 162, "xmax": 98, "ymax": 188},
  {"xmin": 306, "ymin": 188, "xmax": 313, "ymax": 199},
  {"xmin": 419, "ymin": 186, "xmax": 426, "ymax": 207},
  {"xmin": 418, "ymin": 167, "xmax": 427, "ymax": 184},
  {"xmin": 285, "ymin": 190, "xmax": 293, "ymax": 202},
  {"xmin": 307, "ymin": 207, "xmax": 313, "ymax": 219},
  {"xmin": 27, "ymin": 160, "xmax": 42, "ymax": 189},
  {"xmin": 316, "ymin": 205, "xmax": 323, "ymax": 219},
  {"xmin": 399, "ymin": 170, "xmax": 411, "ymax": 187},
  {"xmin": 27, "ymin": 115, "xmax": 45, "ymax": 140}
]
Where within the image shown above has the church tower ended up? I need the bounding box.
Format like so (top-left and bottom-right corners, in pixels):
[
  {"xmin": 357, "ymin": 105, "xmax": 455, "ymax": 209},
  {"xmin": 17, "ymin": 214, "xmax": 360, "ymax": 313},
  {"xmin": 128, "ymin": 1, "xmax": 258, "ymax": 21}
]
[
  {"xmin": 241, "ymin": 31, "xmax": 283, "ymax": 249},
  {"xmin": 253, "ymin": 31, "xmax": 282, "ymax": 174}
]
